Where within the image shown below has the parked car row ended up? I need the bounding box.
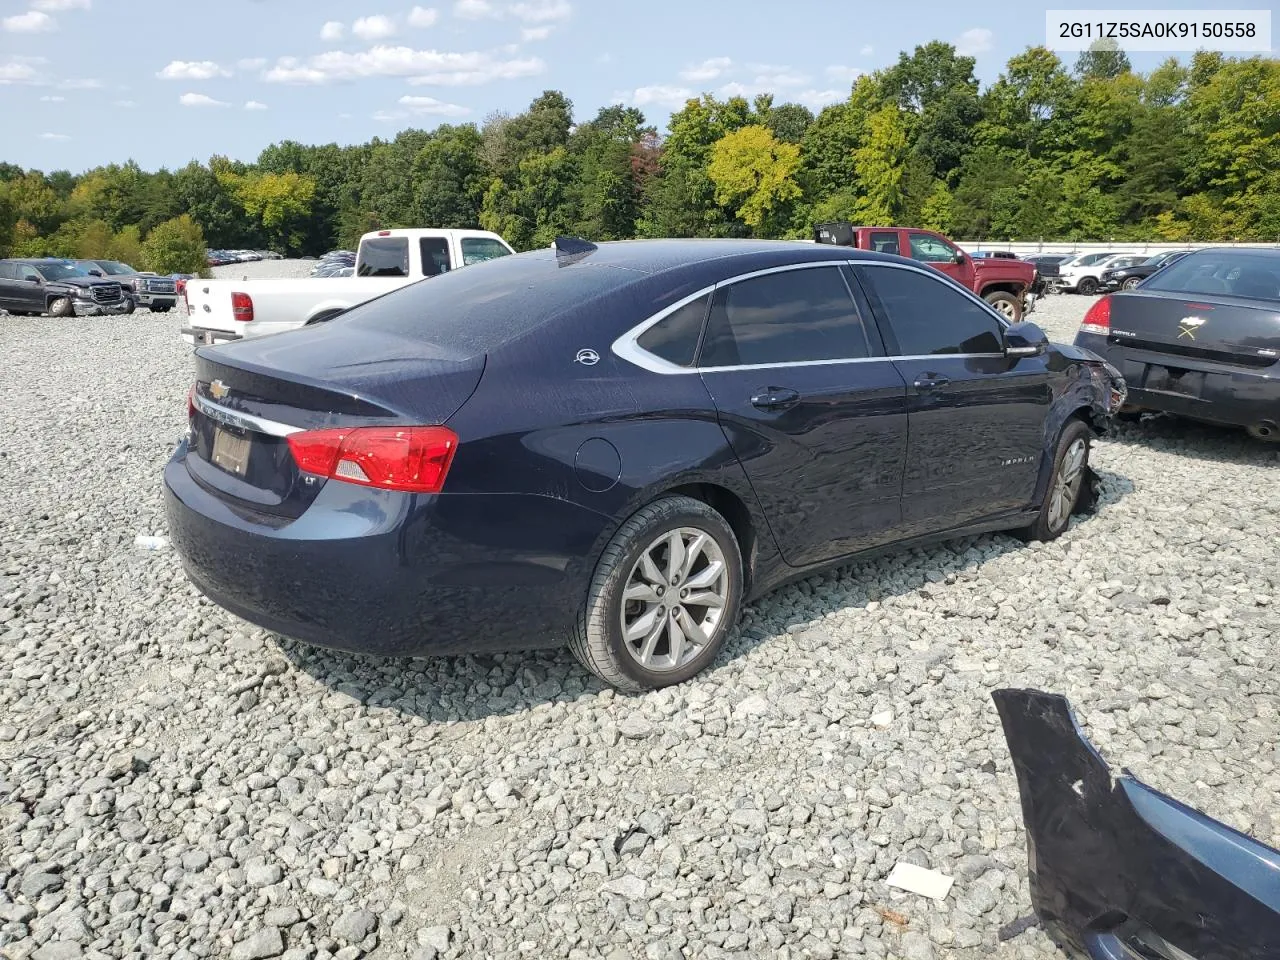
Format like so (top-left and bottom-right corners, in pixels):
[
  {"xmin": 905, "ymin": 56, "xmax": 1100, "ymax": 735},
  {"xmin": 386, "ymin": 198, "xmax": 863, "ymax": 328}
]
[
  {"xmin": 310, "ymin": 250, "xmax": 356, "ymax": 277},
  {"xmin": 0, "ymin": 257, "xmax": 183, "ymax": 316},
  {"xmin": 207, "ymin": 249, "xmax": 284, "ymax": 267}
]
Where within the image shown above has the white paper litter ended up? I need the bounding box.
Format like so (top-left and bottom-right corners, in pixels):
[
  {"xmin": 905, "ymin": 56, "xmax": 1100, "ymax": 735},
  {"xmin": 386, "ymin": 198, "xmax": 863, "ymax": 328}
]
[{"xmin": 885, "ymin": 862, "xmax": 954, "ymax": 901}]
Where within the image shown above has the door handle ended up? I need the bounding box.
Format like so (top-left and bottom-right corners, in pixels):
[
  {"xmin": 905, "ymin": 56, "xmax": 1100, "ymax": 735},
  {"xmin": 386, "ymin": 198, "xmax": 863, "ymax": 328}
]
[
  {"xmin": 913, "ymin": 375, "xmax": 951, "ymax": 392},
  {"xmin": 750, "ymin": 387, "xmax": 801, "ymax": 411}
]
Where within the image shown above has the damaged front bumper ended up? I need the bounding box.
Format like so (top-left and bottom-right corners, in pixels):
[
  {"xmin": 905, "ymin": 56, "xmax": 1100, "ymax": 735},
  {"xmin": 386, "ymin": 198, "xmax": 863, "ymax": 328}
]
[
  {"xmin": 992, "ymin": 689, "xmax": 1280, "ymax": 960},
  {"xmin": 73, "ymin": 299, "xmax": 130, "ymax": 317}
]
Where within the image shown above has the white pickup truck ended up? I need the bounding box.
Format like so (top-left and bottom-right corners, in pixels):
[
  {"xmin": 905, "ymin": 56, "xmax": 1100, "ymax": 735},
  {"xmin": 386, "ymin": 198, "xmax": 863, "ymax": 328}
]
[{"xmin": 181, "ymin": 228, "xmax": 514, "ymax": 345}]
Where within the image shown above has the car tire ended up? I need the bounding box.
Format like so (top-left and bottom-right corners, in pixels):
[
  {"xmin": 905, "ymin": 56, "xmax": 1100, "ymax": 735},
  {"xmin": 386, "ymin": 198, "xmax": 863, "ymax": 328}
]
[
  {"xmin": 983, "ymin": 291, "xmax": 1022, "ymax": 322},
  {"xmin": 152, "ymin": 305, "xmax": 171, "ymax": 313},
  {"xmin": 122, "ymin": 298, "xmax": 136, "ymax": 315},
  {"xmin": 1020, "ymin": 419, "xmax": 1093, "ymax": 542},
  {"xmin": 48, "ymin": 297, "xmax": 74, "ymax": 318},
  {"xmin": 1077, "ymin": 277, "xmax": 1099, "ymax": 296},
  {"xmin": 1121, "ymin": 277, "xmax": 1142, "ymax": 291},
  {"xmin": 570, "ymin": 495, "xmax": 743, "ymax": 693}
]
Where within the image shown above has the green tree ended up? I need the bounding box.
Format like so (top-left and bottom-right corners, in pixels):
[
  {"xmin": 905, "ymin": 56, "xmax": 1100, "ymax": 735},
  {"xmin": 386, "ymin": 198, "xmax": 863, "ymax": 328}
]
[
  {"xmin": 1075, "ymin": 40, "xmax": 1132, "ymax": 80},
  {"xmin": 708, "ymin": 125, "xmax": 803, "ymax": 234},
  {"xmin": 142, "ymin": 214, "xmax": 208, "ymax": 274},
  {"xmin": 411, "ymin": 124, "xmax": 488, "ymax": 228},
  {"xmin": 852, "ymin": 104, "xmax": 908, "ymax": 223},
  {"xmin": 919, "ymin": 180, "xmax": 953, "ymax": 232}
]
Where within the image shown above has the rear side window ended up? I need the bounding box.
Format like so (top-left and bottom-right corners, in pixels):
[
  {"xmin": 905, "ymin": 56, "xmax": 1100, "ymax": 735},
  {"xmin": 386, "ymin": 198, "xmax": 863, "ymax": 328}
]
[
  {"xmin": 357, "ymin": 238, "xmax": 409, "ymax": 277},
  {"xmin": 636, "ymin": 294, "xmax": 708, "ymax": 367},
  {"xmin": 420, "ymin": 237, "xmax": 451, "ymax": 277},
  {"xmin": 0, "ymin": 263, "xmax": 14, "ymax": 281},
  {"xmin": 1143, "ymin": 253, "xmax": 1280, "ymax": 301},
  {"xmin": 699, "ymin": 266, "xmax": 871, "ymax": 368},
  {"xmin": 858, "ymin": 265, "xmax": 1002, "ymax": 356},
  {"xmin": 461, "ymin": 237, "xmax": 511, "ymax": 266},
  {"xmin": 868, "ymin": 231, "xmax": 900, "ymax": 255}
]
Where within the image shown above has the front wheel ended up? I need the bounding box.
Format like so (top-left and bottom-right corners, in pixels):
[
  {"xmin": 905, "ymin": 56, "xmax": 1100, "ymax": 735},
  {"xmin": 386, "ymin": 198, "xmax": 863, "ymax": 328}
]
[
  {"xmin": 48, "ymin": 297, "xmax": 74, "ymax": 318},
  {"xmin": 1020, "ymin": 419, "xmax": 1093, "ymax": 542},
  {"xmin": 1077, "ymin": 277, "xmax": 1099, "ymax": 296},
  {"xmin": 983, "ymin": 291, "xmax": 1022, "ymax": 322},
  {"xmin": 570, "ymin": 496, "xmax": 743, "ymax": 692},
  {"xmin": 1121, "ymin": 277, "xmax": 1142, "ymax": 291}
]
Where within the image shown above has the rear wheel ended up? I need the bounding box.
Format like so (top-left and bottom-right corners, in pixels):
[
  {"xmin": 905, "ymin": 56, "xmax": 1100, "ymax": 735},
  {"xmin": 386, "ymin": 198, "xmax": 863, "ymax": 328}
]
[
  {"xmin": 570, "ymin": 496, "xmax": 743, "ymax": 692},
  {"xmin": 1121, "ymin": 277, "xmax": 1142, "ymax": 291},
  {"xmin": 983, "ymin": 291, "xmax": 1022, "ymax": 322},
  {"xmin": 48, "ymin": 297, "xmax": 74, "ymax": 318},
  {"xmin": 1020, "ymin": 419, "xmax": 1092, "ymax": 542},
  {"xmin": 1077, "ymin": 277, "xmax": 1099, "ymax": 296}
]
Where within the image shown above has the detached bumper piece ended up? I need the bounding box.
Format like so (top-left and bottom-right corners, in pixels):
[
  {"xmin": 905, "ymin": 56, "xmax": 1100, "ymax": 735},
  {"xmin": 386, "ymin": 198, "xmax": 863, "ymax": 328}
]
[
  {"xmin": 992, "ymin": 689, "xmax": 1280, "ymax": 960},
  {"xmin": 73, "ymin": 300, "xmax": 130, "ymax": 317}
]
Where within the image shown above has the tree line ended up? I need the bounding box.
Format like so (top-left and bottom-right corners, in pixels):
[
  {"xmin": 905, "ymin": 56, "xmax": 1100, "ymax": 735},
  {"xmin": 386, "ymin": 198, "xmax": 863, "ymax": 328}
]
[{"xmin": 1, "ymin": 43, "xmax": 1277, "ymax": 272}]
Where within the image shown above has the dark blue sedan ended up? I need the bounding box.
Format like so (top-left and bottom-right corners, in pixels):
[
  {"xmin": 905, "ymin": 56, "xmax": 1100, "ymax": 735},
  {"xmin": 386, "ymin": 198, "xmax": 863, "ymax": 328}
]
[{"xmin": 165, "ymin": 239, "xmax": 1125, "ymax": 691}]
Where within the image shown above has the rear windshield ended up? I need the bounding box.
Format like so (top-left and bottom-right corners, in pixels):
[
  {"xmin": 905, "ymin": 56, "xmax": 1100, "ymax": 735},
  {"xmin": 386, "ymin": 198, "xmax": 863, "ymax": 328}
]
[
  {"xmin": 357, "ymin": 237, "xmax": 410, "ymax": 277},
  {"xmin": 332, "ymin": 252, "xmax": 646, "ymax": 355},
  {"xmin": 1143, "ymin": 252, "xmax": 1280, "ymax": 302}
]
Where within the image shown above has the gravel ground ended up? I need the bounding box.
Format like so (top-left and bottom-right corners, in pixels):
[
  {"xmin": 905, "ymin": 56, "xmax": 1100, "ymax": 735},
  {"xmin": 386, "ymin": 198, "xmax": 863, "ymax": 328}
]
[
  {"xmin": 209, "ymin": 261, "xmax": 318, "ymax": 281},
  {"xmin": 1, "ymin": 291, "xmax": 1277, "ymax": 960}
]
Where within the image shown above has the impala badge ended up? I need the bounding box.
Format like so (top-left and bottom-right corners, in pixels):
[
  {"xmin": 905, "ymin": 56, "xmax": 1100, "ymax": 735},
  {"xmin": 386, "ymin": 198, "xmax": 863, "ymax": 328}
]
[
  {"xmin": 1177, "ymin": 316, "xmax": 1206, "ymax": 340},
  {"xmin": 209, "ymin": 379, "xmax": 229, "ymax": 400}
]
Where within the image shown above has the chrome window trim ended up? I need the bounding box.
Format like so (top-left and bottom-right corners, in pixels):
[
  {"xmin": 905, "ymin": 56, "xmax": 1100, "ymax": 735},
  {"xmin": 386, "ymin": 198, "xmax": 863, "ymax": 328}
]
[
  {"xmin": 194, "ymin": 393, "xmax": 302, "ymax": 437},
  {"xmin": 611, "ymin": 258, "xmax": 1012, "ymax": 375}
]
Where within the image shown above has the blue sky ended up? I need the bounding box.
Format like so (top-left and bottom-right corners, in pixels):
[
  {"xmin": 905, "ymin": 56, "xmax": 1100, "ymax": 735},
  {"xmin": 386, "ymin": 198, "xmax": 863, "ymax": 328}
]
[{"xmin": 0, "ymin": 0, "xmax": 1263, "ymax": 173}]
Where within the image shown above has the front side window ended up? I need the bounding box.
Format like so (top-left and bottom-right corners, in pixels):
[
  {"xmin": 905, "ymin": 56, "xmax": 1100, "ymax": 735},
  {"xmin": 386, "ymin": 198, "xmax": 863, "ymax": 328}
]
[
  {"xmin": 636, "ymin": 294, "xmax": 709, "ymax": 367},
  {"xmin": 858, "ymin": 265, "xmax": 1002, "ymax": 356},
  {"xmin": 357, "ymin": 237, "xmax": 410, "ymax": 277},
  {"xmin": 908, "ymin": 233, "xmax": 959, "ymax": 264},
  {"xmin": 20, "ymin": 266, "xmax": 42, "ymax": 282},
  {"xmin": 699, "ymin": 266, "xmax": 871, "ymax": 368},
  {"xmin": 460, "ymin": 237, "xmax": 511, "ymax": 266},
  {"xmin": 420, "ymin": 237, "xmax": 452, "ymax": 277},
  {"xmin": 868, "ymin": 231, "xmax": 900, "ymax": 255}
]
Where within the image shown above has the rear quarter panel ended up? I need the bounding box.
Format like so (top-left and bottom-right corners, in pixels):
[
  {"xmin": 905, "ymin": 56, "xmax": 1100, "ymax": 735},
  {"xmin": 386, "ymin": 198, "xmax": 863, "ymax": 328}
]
[{"xmin": 973, "ymin": 259, "xmax": 1035, "ymax": 295}]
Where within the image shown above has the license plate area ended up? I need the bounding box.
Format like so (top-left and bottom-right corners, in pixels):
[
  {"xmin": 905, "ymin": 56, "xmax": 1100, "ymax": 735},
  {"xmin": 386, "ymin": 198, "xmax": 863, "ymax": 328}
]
[
  {"xmin": 1143, "ymin": 364, "xmax": 1205, "ymax": 398},
  {"xmin": 211, "ymin": 426, "xmax": 252, "ymax": 477}
]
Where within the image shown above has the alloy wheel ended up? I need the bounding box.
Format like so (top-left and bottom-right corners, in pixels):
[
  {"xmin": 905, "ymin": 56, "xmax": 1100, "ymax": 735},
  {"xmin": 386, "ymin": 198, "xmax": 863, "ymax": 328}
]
[
  {"xmin": 619, "ymin": 527, "xmax": 729, "ymax": 672},
  {"xmin": 1047, "ymin": 438, "xmax": 1087, "ymax": 531}
]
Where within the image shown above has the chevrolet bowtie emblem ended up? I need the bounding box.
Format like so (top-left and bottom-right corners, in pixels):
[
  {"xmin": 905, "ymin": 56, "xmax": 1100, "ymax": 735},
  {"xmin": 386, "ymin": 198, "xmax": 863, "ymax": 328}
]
[
  {"xmin": 209, "ymin": 379, "xmax": 229, "ymax": 400},
  {"xmin": 1177, "ymin": 316, "xmax": 1206, "ymax": 340}
]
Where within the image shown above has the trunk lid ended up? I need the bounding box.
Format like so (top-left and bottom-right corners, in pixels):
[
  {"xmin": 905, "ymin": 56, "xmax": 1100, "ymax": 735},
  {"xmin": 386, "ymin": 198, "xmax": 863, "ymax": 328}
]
[
  {"xmin": 187, "ymin": 325, "xmax": 485, "ymax": 520},
  {"xmin": 1108, "ymin": 290, "xmax": 1280, "ymax": 368}
]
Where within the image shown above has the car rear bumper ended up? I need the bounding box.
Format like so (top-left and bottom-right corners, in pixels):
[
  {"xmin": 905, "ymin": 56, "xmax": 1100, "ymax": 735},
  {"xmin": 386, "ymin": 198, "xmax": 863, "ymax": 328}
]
[
  {"xmin": 1076, "ymin": 331, "xmax": 1280, "ymax": 429},
  {"xmin": 164, "ymin": 441, "xmax": 610, "ymax": 657},
  {"xmin": 181, "ymin": 326, "xmax": 243, "ymax": 346}
]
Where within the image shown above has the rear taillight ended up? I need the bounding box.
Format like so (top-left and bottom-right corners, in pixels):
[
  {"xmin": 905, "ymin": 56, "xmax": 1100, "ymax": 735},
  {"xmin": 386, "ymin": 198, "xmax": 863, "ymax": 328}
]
[
  {"xmin": 187, "ymin": 383, "xmax": 196, "ymax": 420},
  {"xmin": 231, "ymin": 291, "xmax": 254, "ymax": 323},
  {"xmin": 286, "ymin": 426, "xmax": 459, "ymax": 494},
  {"xmin": 1079, "ymin": 295, "xmax": 1111, "ymax": 336}
]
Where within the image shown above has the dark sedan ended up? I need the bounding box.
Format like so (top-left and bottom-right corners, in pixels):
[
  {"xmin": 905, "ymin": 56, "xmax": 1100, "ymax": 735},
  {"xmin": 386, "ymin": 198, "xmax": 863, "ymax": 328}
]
[
  {"xmin": 165, "ymin": 239, "xmax": 1125, "ymax": 690},
  {"xmin": 1099, "ymin": 249, "xmax": 1193, "ymax": 292},
  {"xmin": 1076, "ymin": 247, "xmax": 1280, "ymax": 441}
]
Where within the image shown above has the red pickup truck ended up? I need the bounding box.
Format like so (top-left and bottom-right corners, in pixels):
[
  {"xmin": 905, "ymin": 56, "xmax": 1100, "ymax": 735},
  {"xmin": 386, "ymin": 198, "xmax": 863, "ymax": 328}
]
[{"xmin": 813, "ymin": 223, "xmax": 1039, "ymax": 321}]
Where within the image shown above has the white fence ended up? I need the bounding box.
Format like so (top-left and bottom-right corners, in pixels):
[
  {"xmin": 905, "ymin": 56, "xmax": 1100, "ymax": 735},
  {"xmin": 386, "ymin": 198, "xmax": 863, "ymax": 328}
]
[{"xmin": 960, "ymin": 241, "xmax": 1280, "ymax": 256}]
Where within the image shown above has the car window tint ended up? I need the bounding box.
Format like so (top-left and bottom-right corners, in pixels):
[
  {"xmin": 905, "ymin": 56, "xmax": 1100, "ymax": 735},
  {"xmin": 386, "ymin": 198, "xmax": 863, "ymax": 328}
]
[
  {"xmin": 858, "ymin": 265, "xmax": 1002, "ymax": 356},
  {"xmin": 699, "ymin": 267, "xmax": 870, "ymax": 368},
  {"xmin": 357, "ymin": 238, "xmax": 410, "ymax": 277},
  {"xmin": 1144, "ymin": 253, "xmax": 1280, "ymax": 302},
  {"xmin": 22, "ymin": 266, "xmax": 42, "ymax": 282},
  {"xmin": 460, "ymin": 237, "xmax": 511, "ymax": 266},
  {"xmin": 420, "ymin": 238, "xmax": 451, "ymax": 277},
  {"xmin": 636, "ymin": 294, "xmax": 708, "ymax": 367},
  {"xmin": 868, "ymin": 231, "xmax": 900, "ymax": 255},
  {"xmin": 0, "ymin": 264, "xmax": 13, "ymax": 281},
  {"xmin": 908, "ymin": 233, "xmax": 957, "ymax": 263}
]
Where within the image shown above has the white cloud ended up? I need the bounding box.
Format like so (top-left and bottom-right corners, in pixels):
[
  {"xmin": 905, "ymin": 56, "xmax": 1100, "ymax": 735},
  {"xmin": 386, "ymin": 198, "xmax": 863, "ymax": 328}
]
[
  {"xmin": 0, "ymin": 61, "xmax": 42, "ymax": 84},
  {"xmin": 372, "ymin": 109, "xmax": 405, "ymax": 121},
  {"xmin": 237, "ymin": 57, "xmax": 267, "ymax": 70},
  {"xmin": 114, "ymin": 99, "xmax": 137, "ymax": 107},
  {"xmin": 320, "ymin": 20, "xmax": 344, "ymax": 40},
  {"xmin": 454, "ymin": 0, "xmax": 496, "ymax": 18},
  {"xmin": 860, "ymin": 44, "xmax": 874, "ymax": 56},
  {"xmin": 3, "ymin": 11, "xmax": 56, "ymax": 32},
  {"xmin": 158, "ymin": 60, "xmax": 231, "ymax": 80},
  {"xmin": 825, "ymin": 65, "xmax": 863, "ymax": 83},
  {"xmin": 179, "ymin": 92, "xmax": 229, "ymax": 107},
  {"xmin": 628, "ymin": 85, "xmax": 694, "ymax": 109},
  {"xmin": 520, "ymin": 26, "xmax": 551, "ymax": 41},
  {"xmin": 352, "ymin": 15, "xmax": 397, "ymax": 40},
  {"xmin": 955, "ymin": 27, "xmax": 993, "ymax": 56},
  {"xmin": 509, "ymin": 0, "xmax": 569, "ymax": 21},
  {"xmin": 398, "ymin": 94, "xmax": 469, "ymax": 116},
  {"xmin": 408, "ymin": 5, "xmax": 439, "ymax": 27},
  {"xmin": 718, "ymin": 81, "xmax": 763, "ymax": 100},
  {"xmin": 266, "ymin": 46, "xmax": 544, "ymax": 86},
  {"xmin": 679, "ymin": 57, "xmax": 731, "ymax": 82},
  {"xmin": 39, "ymin": 94, "xmax": 65, "ymax": 101},
  {"xmin": 596, "ymin": 52, "xmax": 612, "ymax": 64},
  {"xmin": 58, "ymin": 77, "xmax": 101, "ymax": 89},
  {"xmin": 244, "ymin": 100, "xmax": 268, "ymax": 110},
  {"xmin": 797, "ymin": 88, "xmax": 845, "ymax": 107},
  {"xmin": 33, "ymin": 0, "xmax": 90, "ymax": 9},
  {"xmin": 39, "ymin": 132, "xmax": 70, "ymax": 140},
  {"xmin": 752, "ymin": 68, "xmax": 809, "ymax": 88}
]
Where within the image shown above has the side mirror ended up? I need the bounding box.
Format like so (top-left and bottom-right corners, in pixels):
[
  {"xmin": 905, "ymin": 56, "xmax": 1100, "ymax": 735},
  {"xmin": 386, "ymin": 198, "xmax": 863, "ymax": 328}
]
[
  {"xmin": 1004, "ymin": 321, "xmax": 1049, "ymax": 358},
  {"xmin": 88, "ymin": 269, "xmax": 104, "ymax": 277},
  {"xmin": 952, "ymin": 251, "xmax": 966, "ymax": 265},
  {"xmin": 23, "ymin": 276, "xmax": 41, "ymax": 284}
]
